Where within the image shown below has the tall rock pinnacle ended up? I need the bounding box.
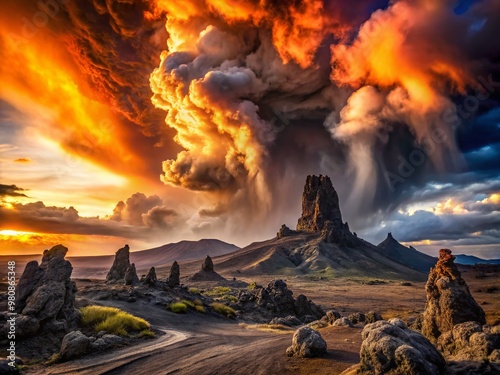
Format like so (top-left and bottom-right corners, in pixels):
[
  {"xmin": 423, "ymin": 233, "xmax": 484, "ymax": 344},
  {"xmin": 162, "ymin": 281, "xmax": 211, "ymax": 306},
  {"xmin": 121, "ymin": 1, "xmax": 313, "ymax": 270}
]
[
  {"xmin": 297, "ymin": 175, "xmax": 344, "ymax": 232},
  {"xmin": 296, "ymin": 175, "xmax": 354, "ymax": 245}
]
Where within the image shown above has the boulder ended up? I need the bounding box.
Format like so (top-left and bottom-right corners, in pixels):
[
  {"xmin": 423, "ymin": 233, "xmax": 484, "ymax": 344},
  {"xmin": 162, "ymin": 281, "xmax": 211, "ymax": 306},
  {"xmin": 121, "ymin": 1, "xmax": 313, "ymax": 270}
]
[
  {"xmin": 143, "ymin": 267, "xmax": 157, "ymax": 286},
  {"xmin": 422, "ymin": 249, "xmax": 486, "ymax": 343},
  {"xmin": 321, "ymin": 310, "xmax": 341, "ymax": 325},
  {"xmin": 124, "ymin": 263, "xmax": 139, "ymax": 285},
  {"xmin": 332, "ymin": 317, "xmax": 354, "ymax": 327},
  {"xmin": 286, "ymin": 326, "xmax": 327, "ymax": 358},
  {"xmin": 106, "ymin": 245, "xmax": 131, "ymax": 283},
  {"xmin": 168, "ymin": 261, "xmax": 180, "ymax": 287},
  {"xmin": 365, "ymin": 311, "xmax": 383, "ymax": 324},
  {"xmin": 265, "ymin": 280, "xmax": 296, "ymax": 315},
  {"xmin": 348, "ymin": 312, "xmax": 366, "ymax": 324},
  {"xmin": 59, "ymin": 331, "xmax": 90, "ymax": 361},
  {"xmin": 357, "ymin": 319, "xmax": 447, "ymax": 375}
]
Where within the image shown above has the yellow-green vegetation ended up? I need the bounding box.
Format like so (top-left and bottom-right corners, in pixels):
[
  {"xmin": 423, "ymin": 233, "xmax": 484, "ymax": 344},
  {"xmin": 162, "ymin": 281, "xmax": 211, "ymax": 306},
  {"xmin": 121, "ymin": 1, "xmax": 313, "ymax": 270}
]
[
  {"xmin": 189, "ymin": 287, "xmax": 201, "ymax": 295},
  {"xmin": 80, "ymin": 306, "xmax": 150, "ymax": 337},
  {"xmin": 204, "ymin": 286, "xmax": 231, "ymax": 296},
  {"xmin": 211, "ymin": 302, "xmax": 236, "ymax": 318},
  {"xmin": 247, "ymin": 281, "xmax": 257, "ymax": 290},
  {"xmin": 222, "ymin": 295, "xmax": 238, "ymax": 303},
  {"xmin": 169, "ymin": 302, "xmax": 188, "ymax": 314},
  {"xmin": 139, "ymin": 329, "xmax": 155, "ymax": 338},
  {"xmin": 195, "ymin": 305, "xmax": 206, "ymax": 313},
  {"xmin": 181, "ymin": 299, "xmax": 195, "ymax": 308}
]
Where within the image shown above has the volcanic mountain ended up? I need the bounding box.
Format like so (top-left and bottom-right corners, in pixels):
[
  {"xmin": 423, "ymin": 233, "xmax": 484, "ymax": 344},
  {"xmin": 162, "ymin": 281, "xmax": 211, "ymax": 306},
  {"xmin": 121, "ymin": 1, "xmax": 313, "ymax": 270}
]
[
  {"xmin": 377, "ymin": 232, "xmax": 437, "ymax": 273},
  {"xmin": 206, "ymin": 175, "xmax": 430, "ymax": 281}
]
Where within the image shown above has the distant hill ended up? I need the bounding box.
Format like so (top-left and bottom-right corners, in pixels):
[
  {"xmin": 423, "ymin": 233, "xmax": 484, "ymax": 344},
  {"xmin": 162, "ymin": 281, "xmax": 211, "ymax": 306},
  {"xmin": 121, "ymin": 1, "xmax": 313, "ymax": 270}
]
[
  {"xmin": 454, "ymin": 254, "xmax": 500, "ymax": 266},
  {"xmin": 377, "ymin": 233, "xmax": 437, "ymax": 273}
]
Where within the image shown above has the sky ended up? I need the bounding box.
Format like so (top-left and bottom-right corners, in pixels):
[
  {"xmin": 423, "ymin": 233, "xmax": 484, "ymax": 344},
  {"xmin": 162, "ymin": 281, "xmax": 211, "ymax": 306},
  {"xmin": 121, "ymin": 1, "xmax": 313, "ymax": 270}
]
[{"xmin": 0, "ymin": 0, "xmax": 499, "ymax": 258}]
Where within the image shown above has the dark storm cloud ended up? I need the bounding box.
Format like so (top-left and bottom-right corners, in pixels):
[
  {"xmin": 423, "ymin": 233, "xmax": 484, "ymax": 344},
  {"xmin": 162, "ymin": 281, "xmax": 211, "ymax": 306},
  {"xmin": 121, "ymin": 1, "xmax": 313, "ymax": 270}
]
[{"xmin": 0, "ymin": 184, "xmax": 28, "ymax": 198}]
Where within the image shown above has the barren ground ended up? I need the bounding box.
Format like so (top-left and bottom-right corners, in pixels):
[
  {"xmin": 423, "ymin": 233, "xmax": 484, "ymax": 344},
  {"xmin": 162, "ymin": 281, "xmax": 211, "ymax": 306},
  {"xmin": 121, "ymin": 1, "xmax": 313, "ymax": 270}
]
[{"xmin": 20, "ymin": 264, "xmax": 499, "ymax": 375}]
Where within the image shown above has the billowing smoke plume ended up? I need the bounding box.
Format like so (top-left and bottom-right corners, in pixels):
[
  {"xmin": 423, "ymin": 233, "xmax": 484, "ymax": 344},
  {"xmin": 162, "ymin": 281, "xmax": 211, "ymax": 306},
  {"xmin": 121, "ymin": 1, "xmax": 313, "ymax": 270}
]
[{"xmin": 147, "ymin": 0, "xmax": 499, "ymax": 234}]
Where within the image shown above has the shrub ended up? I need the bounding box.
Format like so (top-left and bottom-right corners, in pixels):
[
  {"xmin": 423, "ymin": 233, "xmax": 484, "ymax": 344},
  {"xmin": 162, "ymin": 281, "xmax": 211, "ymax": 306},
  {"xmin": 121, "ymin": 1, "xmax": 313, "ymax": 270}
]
[
  {"xmin": 139, "ymin": 329, "xmax": 155, "ymax": 338},
  {"xmin": 222, "ymin": 295, "xmax": 238, "ymax": 303},
  {"xmin": 181, "ymin": 299, "xmax": 195, "ymax": 308},
  {"xmin": 169, "ymin": 302, "xmax": 188, "ymax": 314},
  {"xmin": 205, "ymin": 286, "xmax": 231, "ymax": 296},
  {"xmin": 189, "ymin": 287, "xmax": 201, "ymax": 295},
  {"xmin": 194, "ymin": 299, "xmax": 203, "ymax": 306},
  {"xmin": 211, "ymin": 303, "xmax": 236, "ymax": 318},
  {"xmin": 248, "ymin": 281, "xmax": 257, "ymax": 290},
  {"xmin": 195, "ymin": 305, "xmax": 206, "ymax": 313},
  {"xmin": 80, "ymin": 305, "xmax": 150, "ymax": 336}
]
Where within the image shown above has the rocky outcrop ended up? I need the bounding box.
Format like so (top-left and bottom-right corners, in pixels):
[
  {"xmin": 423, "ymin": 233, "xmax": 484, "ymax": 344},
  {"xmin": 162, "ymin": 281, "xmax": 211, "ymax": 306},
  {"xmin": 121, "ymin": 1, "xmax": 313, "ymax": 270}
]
[
  {"xmin": 365, "ymin": 311, "xmax": 383, "ymax": 324},
  {"xmin": 296, "ymin": 175, "xmax": 355, "ymax": 245},
  {"xmin": 277, "ymin": 224, "xmax": 294, "ymax": 239},
  {"xmin": 437, "ymin": 322, "xmax": 500, "ymax": 365},
  {"xmin": 168, "ymin": 261, "xmax": 180, "ymax": 287},
  {"xmin": 286, "ymin": 326, "xmax": 327, "ymax": 358},
  {"xmin": 269, "ymin": 315, "xmax": 302, "ymax": 327},
  {"xmin": 106, "ymin": 245, "xmax": 130, "ymax": 283},
  {"xmin": 356, "ymin": 319, "xmax": 447, "ymax": 375},
  {"xmin": 321, "ymin": 310, "xmax": 341, "ymax": 325},
  {"xmin": 422, "ymin": 249, "xmax": 486, "ymax": 343},
  {"xmin": 15, "ymin": 244, "xmax": 77, "ymax": 331},
  {"xmin": 332, "ymin": 317, "xmax": 354, "ymax": 327},
  {"xmin": 294, "ymin": 294, "xmax": 324, "ymax": 319},
  {"xmin": 143, "ymin": 267, "xmax": 157, "ymax": 286},
  {"xmin": 59, "ymin": 331, "xmax": 89, "ymax": 361},
  {"xmin": 202, "ymin": 255, "xmax": 214, "ymax": 272},
  {"xmin": 124, "ymin": 263, "xmax": 139, "ymax": 286},
  {"xmin": 190, "ymin": 256, "xmax": 226, "ymax": 281}
]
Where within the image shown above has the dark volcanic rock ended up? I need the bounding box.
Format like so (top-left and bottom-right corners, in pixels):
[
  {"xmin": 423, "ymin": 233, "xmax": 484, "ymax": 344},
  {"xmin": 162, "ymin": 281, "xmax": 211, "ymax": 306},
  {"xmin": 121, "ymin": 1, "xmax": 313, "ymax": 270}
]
[
  {"xmin": 297, "ymin": 175, "xmax": 343, "ymax": 232},
  {"xmin": 202, "ymin": 255, "xmax": 214, "ymax": 272},
  {"xmin": 296, "ymin": 175, "xmax": 355, "ymax": 245},
  {"xmin": 16, "ymin": 244, "xmax": 77, "ymax": 327},
  {"xmin": 357, "ymin": 319, "xmax": 447, "ymax": 375},
  {"xmin": 106, "ymin": 245, "xmax": 130, "ymax": 283},
  {"xmin": 190, "ymin": 257, "xmax": 226, "ymax": 281},
  {"xmin": 59, "ymin": 331, "xmax": 90, "ymax": 361},
  {"xmin": 422, "ymin": 249, "xmax": 486, "ymax": 343},
  {"xmin": 277, "ymin": 224, "xmax": 293, "ymax": 239},
  {"xmin": 286, "ymin": 326, "xmax": 327, "ymax": 358},
  {"xmin": 265, "ymin": 280, "xmax": 296, "ymax": 315},
  {"xmin": 294, "ymin": 294, "xmax": 325, "ymax": 321},
  {"xmin": 143, "ymin": 267, "xmax": 158, "ymax": 286},
  {"xmin": 124, "ymin": 263, "xmax": 139, "ymax": 286},
  {"xmin": 168, "ymin": 261, "xmax": 180, "ymax": 287}
]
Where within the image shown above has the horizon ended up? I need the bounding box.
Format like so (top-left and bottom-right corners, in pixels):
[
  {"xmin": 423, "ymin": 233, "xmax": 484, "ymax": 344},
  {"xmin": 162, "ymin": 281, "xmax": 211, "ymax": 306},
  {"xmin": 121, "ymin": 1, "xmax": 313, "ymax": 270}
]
[{"xmin": 1, "ymin": 0, "xmax": 499, "ymax": 259}]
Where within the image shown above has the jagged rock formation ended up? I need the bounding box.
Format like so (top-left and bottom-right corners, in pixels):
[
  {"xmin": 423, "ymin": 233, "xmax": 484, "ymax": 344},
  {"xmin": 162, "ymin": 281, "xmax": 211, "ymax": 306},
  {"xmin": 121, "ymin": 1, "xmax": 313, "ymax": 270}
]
[
  {"xmin": 296, "ymin": 175, "xmax": 355, "ymax": 245},
  {"xmin": 236, "ymin": 279, "xmax": 324, "ymax": 323},
  {"xmin": 143, "ymin": 267, "xmax": 157, "ymax": 286},
  {"xmin": 168, "ymin": 261, "xmax": 180, "ymax": 287},
  {"xmin": 377, "ymin": 233, "xmax": 436, "ymax": 273},
  {"xmin": 124, "ymin": 263, "xmax": 139, "ymax": 285},
  {"xmin": 422, "ymin": 249, "xmax": 486, "ymax": 343},
  {"xmin": 286, "ymin": 326, "xmax": 327, "ymax": 358},
  {"xmin": 277, "ymin": 224, "xmax": 294, "ymax": 239},
  {"xmin": 202, "ymin": 255, "xmax": 214, "ymax": 271},
  {"xmin": 190, "ymin": 255, "xmax": 226, "ymax": 281},
  {"xmin": 15, "ymin": 244, "xmax": 77, "ymax": 334},
  {"xmin": 106, "ymin": 245, "xmax": 130, "ymax": 283},
  {"xmin": 355, "ymin": 319, "xmax": 447, "ymax": 375}
]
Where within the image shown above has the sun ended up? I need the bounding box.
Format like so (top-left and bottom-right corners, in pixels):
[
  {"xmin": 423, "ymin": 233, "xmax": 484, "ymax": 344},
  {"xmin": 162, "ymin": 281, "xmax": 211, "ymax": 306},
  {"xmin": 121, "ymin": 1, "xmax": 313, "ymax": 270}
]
[{"xmin": 0, "ymin": 229, "xmax": 35, "ymax": 236}]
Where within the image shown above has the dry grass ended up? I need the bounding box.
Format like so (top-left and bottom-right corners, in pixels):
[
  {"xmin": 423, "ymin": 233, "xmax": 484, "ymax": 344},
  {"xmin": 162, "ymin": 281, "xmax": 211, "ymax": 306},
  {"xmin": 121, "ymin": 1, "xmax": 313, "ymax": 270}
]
[
  {"xmin": 239, "ymin": 323, "xmax": 294, "ymax": 334},
  {"xmin": 169, "ymin": 302, "xmax": 188, "ymax": 314},
  {"xmin": 80, "ymin": 306, "xmax": 150, "ymax": 336},
  {"xmin": 211, "ymin": 302, "xmax": 236, "ymax": 318}
]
